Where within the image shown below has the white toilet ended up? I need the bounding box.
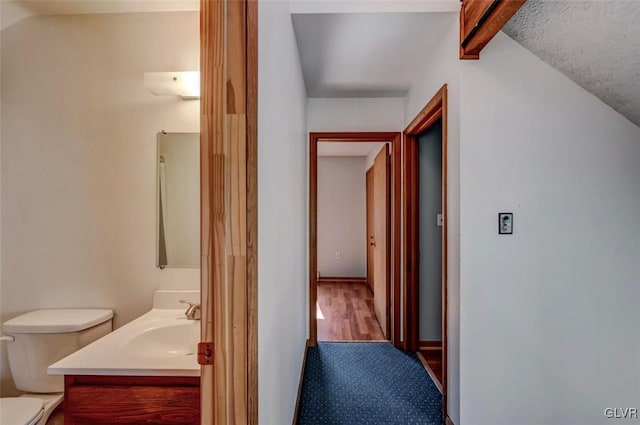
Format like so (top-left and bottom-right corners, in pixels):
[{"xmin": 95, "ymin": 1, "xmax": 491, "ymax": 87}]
[{"xmin": 1, "ymin": 309, "xmax": 113, "ymax": 425}]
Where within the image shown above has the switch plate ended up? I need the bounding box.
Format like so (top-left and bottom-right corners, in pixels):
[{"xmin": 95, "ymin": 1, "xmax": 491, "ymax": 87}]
[
  {"xmin": 437, "ymin": 214, "xmax": 443, "ymax": 227},
  {"xmin": 498, "ymin": 212, "xmax": 513, "ymax": 234},
  {"xmin": 335, "ymin": 252, "xmax": 341, "ymax": 259}
]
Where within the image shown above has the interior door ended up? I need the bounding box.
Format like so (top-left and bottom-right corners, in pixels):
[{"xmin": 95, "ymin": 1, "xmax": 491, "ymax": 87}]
[
  {"xmin": 366, "ymin": 168, "xmax": 375, "ymax": 292},
  {"xmin": 372, "ymin": 144, "xmax": 390, "ymax": 338}
]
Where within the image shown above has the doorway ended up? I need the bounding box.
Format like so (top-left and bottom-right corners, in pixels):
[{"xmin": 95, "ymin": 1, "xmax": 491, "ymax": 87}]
[
  {"xmin": 316, "ymin": 150, "xmax": 384, "ymax": 341},
  {"xmin": 403, "ymin": 85, "xmax": 449, "ymax": 415},
  {"xmin": 309, "ymin": 132, "xmax": 401, "ymax": 346}
]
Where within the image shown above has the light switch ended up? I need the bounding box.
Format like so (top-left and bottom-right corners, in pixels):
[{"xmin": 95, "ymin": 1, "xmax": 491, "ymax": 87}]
[
  {"xmin": 335, "ymin": 252, "xmax": 341, "ymax": 259},
  {"xmin": 437, "ymin": 214, "xmax": 443, "ymax": 227},
  {"xmin": 499, "ymin": 213, "xmax": 513, "ymax": 234}
]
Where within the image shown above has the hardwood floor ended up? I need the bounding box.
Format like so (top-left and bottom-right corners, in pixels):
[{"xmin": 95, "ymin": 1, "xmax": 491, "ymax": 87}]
[
  {"xmin": 317, "ymin": 281, "xmax": 385, "ymax": 341},
  {"xmin": 417, "ymin": 349, "xmax": 443, "ymax": 393}
]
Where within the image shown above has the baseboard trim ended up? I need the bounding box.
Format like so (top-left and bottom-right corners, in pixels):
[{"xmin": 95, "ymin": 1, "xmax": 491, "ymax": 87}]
[
  {"xmin": 445, "ymin": 415, "xmax": 455, "ymax": 425},
  {"xmin": 418, "ymin": 340, "xmax": 442, "ymax": 351},
  {"xmin": 292, "ymin": 339, "xmax": 310, "ymax": 425},
  {"xmin": 317, "ymin": 276, "xmax": 367, "ymax": 284}
]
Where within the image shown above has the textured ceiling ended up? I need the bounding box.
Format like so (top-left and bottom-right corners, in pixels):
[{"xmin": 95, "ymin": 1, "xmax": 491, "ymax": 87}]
[{"xmin": 503, "ymin": 0, "xmax": 640, "ymax": 127}]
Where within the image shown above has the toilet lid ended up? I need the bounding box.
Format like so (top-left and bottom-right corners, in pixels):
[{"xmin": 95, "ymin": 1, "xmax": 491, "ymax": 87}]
[
  {"xmin": 3, "ymin": 309, "xmax": 113, "ymax": 333},
  {"xmin": 0, "ymin": 397, "xmax": 44, "ymax": 425}
]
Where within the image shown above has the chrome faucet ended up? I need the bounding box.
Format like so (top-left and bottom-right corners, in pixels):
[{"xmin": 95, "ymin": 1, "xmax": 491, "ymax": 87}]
[{"xmin": 179, "ymin": 300, "xmax": 201, "ymax": 320}]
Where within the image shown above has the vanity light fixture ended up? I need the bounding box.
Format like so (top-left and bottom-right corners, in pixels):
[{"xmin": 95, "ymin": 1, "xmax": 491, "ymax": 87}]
[{"xmin": 144, "ymin": 71, "xmax": 200, "ymax": 99}]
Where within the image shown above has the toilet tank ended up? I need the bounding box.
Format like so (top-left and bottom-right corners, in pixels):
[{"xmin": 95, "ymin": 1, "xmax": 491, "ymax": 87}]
[{"xmin": 2, "ymin": 309, "xmax": 113, "ymax": 393}]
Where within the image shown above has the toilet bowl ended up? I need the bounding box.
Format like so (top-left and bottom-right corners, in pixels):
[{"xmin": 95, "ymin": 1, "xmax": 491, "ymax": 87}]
[{"xmin": 1, "ymin": 309, "xmax": 113, "ymax": 425}]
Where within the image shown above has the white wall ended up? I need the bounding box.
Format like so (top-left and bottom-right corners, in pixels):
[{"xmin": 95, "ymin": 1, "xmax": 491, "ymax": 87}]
[
  {"xmin": 459, "ymin": 32, "xmax": 640, "ymax": 425},
  {"xmin": 258, "ymin": 1, "xmax": 309, "ymax": 424},
  {"xmin": 0, "ymin": 12, "xmax": 199, "ymax": 396},
  {"xmin": 307, "ymin": 97, "xmax": 404, "ymax": 132},
  {"xmin": 403, "ymin": 12, "xmax": 460, "ymax": 424},
  {"xmin": 317, "ymin": 156, "xmax": 366, "ymax": 277}
]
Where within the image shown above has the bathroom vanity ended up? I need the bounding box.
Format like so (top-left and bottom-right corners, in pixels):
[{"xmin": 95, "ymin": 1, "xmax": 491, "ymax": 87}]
[
  {"xmin": 48, "ymin": 290, "xmax": 201, "ymax": 425},
  {"xmin": 63, "ymin": 375, "xmax": 199, "ymax": 425}
]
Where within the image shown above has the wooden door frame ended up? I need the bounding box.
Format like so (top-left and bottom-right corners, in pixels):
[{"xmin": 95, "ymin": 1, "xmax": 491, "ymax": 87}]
[
  {"xmin": 200, "ymin": 0, "xmax": 258, "ymax": 423},
  {"xmin": 309, "ymin": 132, "xmax": 401, "ymax": 347},
  {"xmin": 402, "ymin": 84, "xmax": 448, "ymax": 418},
  {"xmin": 365, "ymin": 167, "xmax": 374, "ymax": 293}
]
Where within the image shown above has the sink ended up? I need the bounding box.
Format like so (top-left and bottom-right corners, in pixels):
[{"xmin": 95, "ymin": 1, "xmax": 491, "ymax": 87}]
[{"xmin": 124, "ymin": 320, "xmax": 199, "ymax": 358}]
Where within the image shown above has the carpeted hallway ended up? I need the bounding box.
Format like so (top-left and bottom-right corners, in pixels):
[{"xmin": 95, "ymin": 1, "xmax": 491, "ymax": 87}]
[{"xmin": 296, "ymin": 342, "xmax": 442, "ymax": 425}]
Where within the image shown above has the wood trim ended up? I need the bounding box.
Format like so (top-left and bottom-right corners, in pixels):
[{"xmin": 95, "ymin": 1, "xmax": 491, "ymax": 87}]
[
  {"xmin": 445, "ymin": 416, "xmax": 456, "ymax": 425},
  {"xmin": 246, "ymin": 0, "xmax": 259, "ymax": 423},
  {"xmin": 365, "ymin": 166, "xmax": 374, "ymax": 293},
  {"xmin": 419, "ymin": 340, "xmax": 443, "ymax": 350},
  {"xmin": 391, "ymin": 133, "xmax": 401, "ymax": 348},
  {"xmin": 384, "ymin": 143, "xmax": 391, "ymax": 338},
  {"xmin": 405, "ymin": 87, "xmax": 446, "ymax": 135},
  {"xmin": 402, "ymin": 84, "xmax": 448, "ymax": 420},
  {"xmin": 292, "ymin": 340, "xmax": 310, "ymax": 425},
  {"xmin": 65, "ymin": 375, "xmax": 200, "ymax": 425},
  {"xmin": 461, "ymin": 0, "xmax": 493, "ymax": 41},
  {"xmin": 459, "ymin": 7, "xmax": 480, "ymax": 60},
  {"xmin": 459, "ymin": 0, "xmax": 526, "ymax": 59},
  {"xmin": 442, "ymin": 88, "xmax": 449, "ymax": 423},
  {"xmin": 310, "ymin": 132, "xmax": 399, "ymax": 142},
  {"xmin": 199, "ymin": 1, "xmax": 220, "ymax": 422},
  {"xmin": 403, "ymin": 128, "xmax": 419, "ymax": 351},
  {"xmin": 201, "ymin": 0, "xmax": 257, "ymax": 423},
  {"xmin": 309, "ymin": 132, "xmax": 401, "ymax": 347},
  {"xmin": 416, "ymin": 352, "xmax": 443, "ymax": 394},
  {"xmin": 317, "ymin": 276, "xmax": 367, "ymax": 284},
  {"xmin": 309, "ymin": 135, "xmax": 318, "ymax": 346},
  {"xmin": 65, "ymin": 375, "xmax": 200, "ymax": 387}
]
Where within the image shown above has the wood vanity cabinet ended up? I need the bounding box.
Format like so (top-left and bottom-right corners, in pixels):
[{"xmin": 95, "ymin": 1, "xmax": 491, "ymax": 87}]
[{"xmin": 64, "ymin": 375, "xmax": 200, "ymax": 425}]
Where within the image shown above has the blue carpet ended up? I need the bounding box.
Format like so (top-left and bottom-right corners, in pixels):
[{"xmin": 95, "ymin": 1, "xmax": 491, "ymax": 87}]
[{"xmin": 297, "ymin": 342, "xmax": 442, "ymax": 425}]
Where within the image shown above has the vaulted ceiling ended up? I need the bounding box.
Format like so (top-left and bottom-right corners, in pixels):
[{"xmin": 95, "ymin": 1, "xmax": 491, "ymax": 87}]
[{"xmin": 503, "ymin": 0, "xmax": 640, "ymax": 127}]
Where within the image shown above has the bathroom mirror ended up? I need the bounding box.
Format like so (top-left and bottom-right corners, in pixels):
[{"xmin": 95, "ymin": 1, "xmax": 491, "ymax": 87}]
[{"xmin": 157, "ymin": 132, "xmax": 200, "ymax": 268}]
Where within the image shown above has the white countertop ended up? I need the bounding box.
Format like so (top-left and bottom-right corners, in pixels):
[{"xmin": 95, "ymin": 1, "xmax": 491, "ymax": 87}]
[{"xmin": 48, "ymin": 308, "xmax": 200, "ymax": 377}]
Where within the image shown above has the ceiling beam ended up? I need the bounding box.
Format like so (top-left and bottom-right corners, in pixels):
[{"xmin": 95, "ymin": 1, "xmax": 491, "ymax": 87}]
[{"xmin": 459, "ymin": 0, "xmax": 526, "ymax": 59}]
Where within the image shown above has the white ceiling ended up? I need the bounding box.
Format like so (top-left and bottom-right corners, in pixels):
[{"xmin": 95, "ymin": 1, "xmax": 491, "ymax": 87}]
[
  {"xmin": 1, "ymin": 0, "xmax": 199, "ymax": 30},
  {"xmin": 503, "ymin": 0, "xmax": 640, "ymax": 127},
  {"xmin": 318, "ymin": 142, "xmax": 386, "ymax": 157},
  {"xmin": 10, "ymin": 1, "xmax": 635, "ymax": 128},
  {"xmin": 292, "ymin": 12, "xmax": 456, "ymax": 98}
]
